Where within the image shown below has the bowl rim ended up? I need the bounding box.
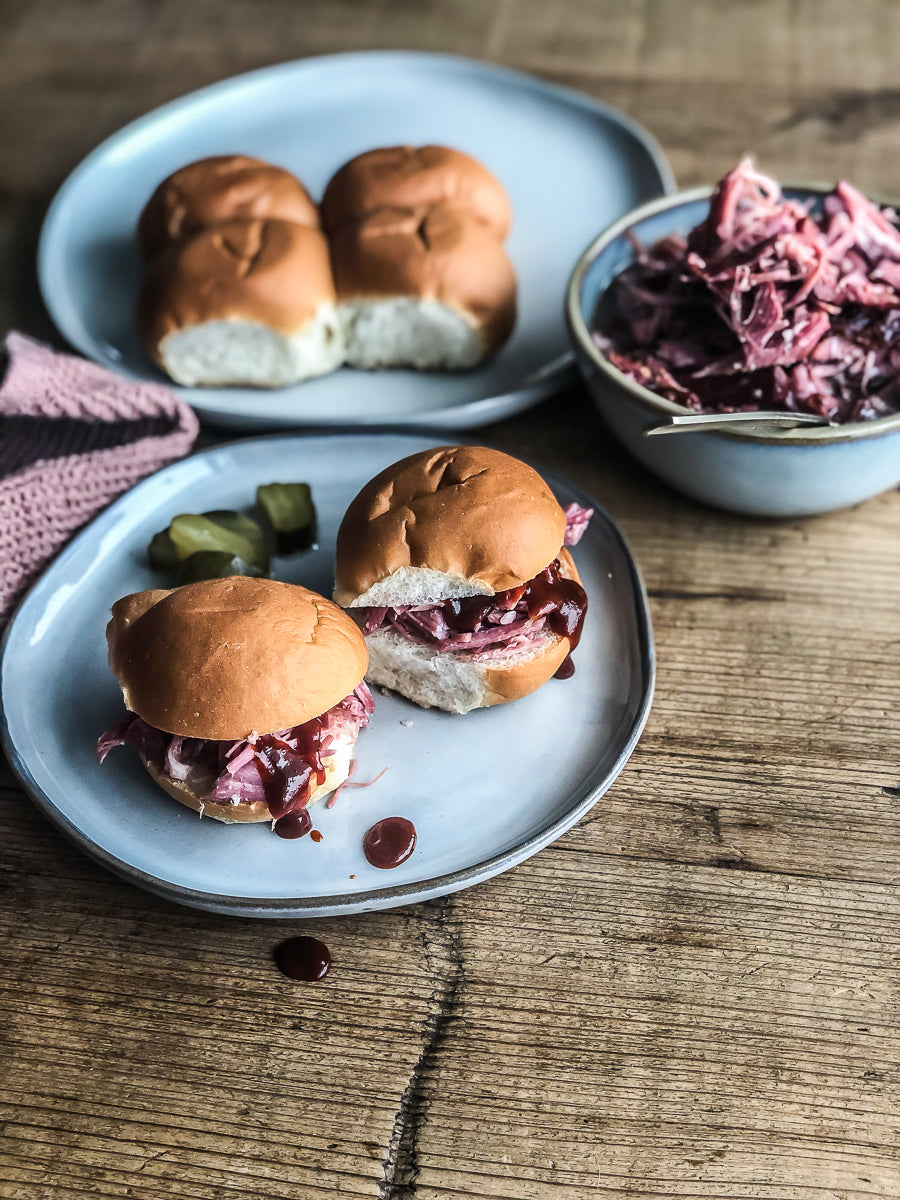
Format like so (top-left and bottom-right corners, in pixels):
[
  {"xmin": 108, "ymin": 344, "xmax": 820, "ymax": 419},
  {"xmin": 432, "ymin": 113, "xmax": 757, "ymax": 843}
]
[{"xmin": 566, "ymin": 182, "xmax": 900, "ymax": 446}]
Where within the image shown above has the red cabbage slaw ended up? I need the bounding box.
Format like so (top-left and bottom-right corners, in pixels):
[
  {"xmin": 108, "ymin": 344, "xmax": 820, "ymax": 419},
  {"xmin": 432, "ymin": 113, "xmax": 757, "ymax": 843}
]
[
  {"xmin": 358, "ymin": 503, "xmax": 592, "ymax": 661},
  {"xmin": 593, "ymin": 158, "xmax": 900, "ymax": 423},
  {"xmin": 96, "ymin": 683, "xmax": 373, "ymax": 818}
]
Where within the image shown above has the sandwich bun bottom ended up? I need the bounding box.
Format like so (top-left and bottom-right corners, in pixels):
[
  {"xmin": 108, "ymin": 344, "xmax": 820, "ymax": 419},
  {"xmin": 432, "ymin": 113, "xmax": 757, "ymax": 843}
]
[
  {"xmin": 365, "ymin": 628, "xmax": 572, "ymax": 715},
  {"xmin": 143, "ymin": 736, "xmax": 354, "ymax": 824}
]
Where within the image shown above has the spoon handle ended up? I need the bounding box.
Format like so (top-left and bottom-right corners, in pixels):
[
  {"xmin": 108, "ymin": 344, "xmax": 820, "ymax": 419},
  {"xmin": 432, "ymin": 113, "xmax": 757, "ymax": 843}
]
[{"xmin": 645, "ymin": 411, "xmax": 833, "ymax": 436}]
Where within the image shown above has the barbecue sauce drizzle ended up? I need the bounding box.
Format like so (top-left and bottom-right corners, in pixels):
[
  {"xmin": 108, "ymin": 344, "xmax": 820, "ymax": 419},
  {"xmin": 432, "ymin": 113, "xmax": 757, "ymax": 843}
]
[
  {"xmin": 442, "ymin": 558, "xmax": 588, "ymax": 653},
  {"xmin": 253, "ymin": 723, "xmax": 330, "ymax": 836}
]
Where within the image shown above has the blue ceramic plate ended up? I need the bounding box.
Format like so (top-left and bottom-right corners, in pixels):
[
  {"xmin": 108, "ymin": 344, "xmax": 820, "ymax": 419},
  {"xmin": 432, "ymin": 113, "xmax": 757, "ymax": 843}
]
[
  {"xmin": 38, "ymin": 51, "xmax": 673, "ymax": 431},
  {"xmin": 1, "ymin": 434, "xmax": 654, "ymax": 916}
]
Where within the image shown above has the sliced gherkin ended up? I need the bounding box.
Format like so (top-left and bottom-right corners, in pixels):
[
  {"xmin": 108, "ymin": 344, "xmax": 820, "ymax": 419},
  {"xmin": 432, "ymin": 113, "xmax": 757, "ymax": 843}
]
[
  {"xmin": 147, "ymin": 528, "xmax": 181, "ymax": 572},
  {"xmin": 202, "ymin": 510, "xmax": 269, "ymax": 568},
  {"xmin": 168, "ymin": 513, "xmax": 269, "ymax": 573},
  {"xmin": 256, "ymin": 483, "xmax": 317, "ymax": 554},
  {"xmin": 178, "ymin": 551, "xmax": 264, "ymax": 584}
]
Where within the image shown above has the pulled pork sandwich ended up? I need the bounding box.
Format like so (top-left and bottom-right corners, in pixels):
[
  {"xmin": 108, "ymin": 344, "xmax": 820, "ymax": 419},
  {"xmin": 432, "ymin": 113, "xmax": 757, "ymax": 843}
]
[
  {"xmin": 96, "ymin": 577, "xmax": 373, "ymax": 837},
  {"xmin": 333, "ymin": 446, "xmax": 592, "ymax": 714}
]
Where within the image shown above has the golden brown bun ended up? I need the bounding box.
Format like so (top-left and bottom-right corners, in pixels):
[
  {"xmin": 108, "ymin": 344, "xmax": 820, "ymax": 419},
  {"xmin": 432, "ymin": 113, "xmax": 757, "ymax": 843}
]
[
  {"xmin": 137, "ymin": 218, "xmax": 337, "ymax": 356},
  {"xmin": 137, "ymin": 155, "xmax": 320, "ymax": 260},
  {"xmin": 107, "ymin": 577, "xmax": 368, "ymax": 740},
  {"xmin": 480, "ymin": 636, "xmax": 573, "ymax": 707},
  {"xmin": 143, "ymin": 745, "xmax": 350, "ymax": 824},
  {"xmin": 334, "ymin": 446, "xmax": 567, "ymax": 605},
  {"xmin": 331, "ymin": 207, "xmax": 517, "ymax": 352},
  {"xmin": 321, "ymin": 145, "xmax": 512, "ymax": 238}
]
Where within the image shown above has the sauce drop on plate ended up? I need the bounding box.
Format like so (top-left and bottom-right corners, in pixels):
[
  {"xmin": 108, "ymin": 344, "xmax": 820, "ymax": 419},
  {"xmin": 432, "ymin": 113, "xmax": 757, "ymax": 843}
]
[
  {"xmin": 363, "ymin": 817, "xmax": 417, "ymax": 869},
  {"xmin": 273, "ymin": 936, "xmax": 331, "ymax": 982},
  {"xmin": 273, "ymin": 809, "xmax": 312, "ymax": 839},
  {"xmin": 554, "ymin": 653, "xmax": 575, "ymax": 680}
]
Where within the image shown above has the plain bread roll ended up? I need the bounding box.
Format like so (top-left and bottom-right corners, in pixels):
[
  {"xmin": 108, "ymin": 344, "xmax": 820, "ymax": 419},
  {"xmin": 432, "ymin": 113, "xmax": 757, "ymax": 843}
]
[
  {"xmin": 137, "ymin": 218, "xmax": 345, "ymax": 387},
  {"xmin": 321, "ymin": 145, "xmax": 512, "ymax": 238},
  {"xmin": 331, "ymin": 207, "xmax": 516, "ymax": 370},
  {"xmin": 138, "ymin": 155, "xmax": 320, "ymax": 260}
]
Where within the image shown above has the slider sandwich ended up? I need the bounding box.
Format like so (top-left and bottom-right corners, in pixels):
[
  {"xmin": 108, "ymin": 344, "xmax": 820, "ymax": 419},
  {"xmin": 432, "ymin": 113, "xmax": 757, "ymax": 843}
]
[
  {"xmin": 334, "ymin": 446, "xmax": 592, "ymax": 714},
  {"xmin": 96, "ymin": 577, "xmax": 373, "ymax": 835}
]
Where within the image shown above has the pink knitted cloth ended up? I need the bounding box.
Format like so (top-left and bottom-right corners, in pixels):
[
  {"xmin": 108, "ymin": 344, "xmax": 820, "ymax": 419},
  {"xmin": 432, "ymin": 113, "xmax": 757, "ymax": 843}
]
[{"xmin": 0, "ymin": 333, "xmax": 198, "ymax": 626}]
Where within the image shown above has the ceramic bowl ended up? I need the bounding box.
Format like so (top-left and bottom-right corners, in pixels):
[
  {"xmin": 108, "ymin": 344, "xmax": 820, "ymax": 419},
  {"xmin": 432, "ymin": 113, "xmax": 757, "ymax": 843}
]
[{"xmin": 566, "ymin": 186, "xmax": 900, "ymax": 517}]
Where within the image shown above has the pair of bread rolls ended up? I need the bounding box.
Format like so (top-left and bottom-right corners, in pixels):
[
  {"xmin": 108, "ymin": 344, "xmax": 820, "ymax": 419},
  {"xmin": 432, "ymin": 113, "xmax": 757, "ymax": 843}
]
[{"xmin": 136, "ymin": 148, "xmax": 516, "ymax": 388}]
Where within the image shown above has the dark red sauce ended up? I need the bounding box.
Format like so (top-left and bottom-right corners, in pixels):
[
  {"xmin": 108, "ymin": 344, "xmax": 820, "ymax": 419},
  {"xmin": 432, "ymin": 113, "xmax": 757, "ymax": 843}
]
[
  {"xmin": 273, "ymin": 808, "xmax": 312, "ymax": 839},
  {"xmin": 442, "ymin": 558, "xmax": 587, "ymax": 653},
  {"xmin": 363, "ymin": 817, "xmax": 417, "ymax": 869},
  {"xmin": 253, "ymin": 733, "xmax": 322, "ymax": 819},
  {"xmin": 273, "ymin": 936, "xmax": 331, "ymax": 981},
  {"xmin": 554, "ymin": 653, "xmax": 576, "ymax": 680}
]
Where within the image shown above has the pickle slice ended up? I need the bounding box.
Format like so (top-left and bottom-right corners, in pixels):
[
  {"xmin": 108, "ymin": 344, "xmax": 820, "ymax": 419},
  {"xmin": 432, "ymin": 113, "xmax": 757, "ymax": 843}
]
[
  {"xmin": 178, "ymin": 551, "xmax": 264, "ymax": 584},
  {"xmin": 203, "ymin": 510, "xmax": 269, "ymax": 568},
  {"xmin": 147, "ymin": 528, "xmax": 181, "ymax": 572},
  {"xmin": 256, "ymin": 483, "xmax": 317, "ymax": 554},
  {"xmin": 168, "ymin": 513, "xmax": 270, "ymax": 573}
]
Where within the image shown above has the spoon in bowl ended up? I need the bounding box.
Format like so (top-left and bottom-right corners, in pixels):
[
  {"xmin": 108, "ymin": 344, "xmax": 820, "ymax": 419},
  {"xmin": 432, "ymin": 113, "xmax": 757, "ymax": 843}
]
[{"xmin": 644, "ymin": 411, "xmax": 835, "ymax": 436}]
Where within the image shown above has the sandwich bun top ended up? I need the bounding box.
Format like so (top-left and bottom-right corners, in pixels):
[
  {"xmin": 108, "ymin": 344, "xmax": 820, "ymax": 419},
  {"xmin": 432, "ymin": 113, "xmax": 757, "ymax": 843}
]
[
  {"xmin": 334, "ymin": 446, "xmax": 567, "ymax": 606},
  {"xmin": 106, "ymin": 576, "xmax": 368, "ymax": 741},
  {"xmin": 137, "ymin": 155, "xmax": 320, "ymax": 259},
  {"xmin": 330, "ymin": 206, "xmax": 517, "ymax": 350},
  {"xmin": 137, "ymin": 218, "xmax": 336, "ymax": 353},
  {"xmin": 321, "ymin": 145, "xmax": 512, "ymax": 238}
]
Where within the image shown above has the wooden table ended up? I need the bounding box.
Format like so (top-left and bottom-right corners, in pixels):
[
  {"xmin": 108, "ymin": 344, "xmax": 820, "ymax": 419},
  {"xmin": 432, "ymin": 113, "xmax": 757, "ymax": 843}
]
[{"xmin": 2, "ymin": 3, "xmax": 898, "ymax": 1197}]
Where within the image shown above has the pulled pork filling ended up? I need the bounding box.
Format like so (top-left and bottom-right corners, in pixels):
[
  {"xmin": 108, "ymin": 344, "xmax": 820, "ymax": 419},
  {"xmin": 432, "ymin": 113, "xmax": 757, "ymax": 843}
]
[
  {"xmin": 593, "ymin": 158, "xmax": 900, "ymax": 423},
  {"xmin": 359, "ymin": 503, "xmax": 591, "ymax": 661},
  {"xmin": 96, "ymin": 683, "xmax": 374, "ymax": 821}
]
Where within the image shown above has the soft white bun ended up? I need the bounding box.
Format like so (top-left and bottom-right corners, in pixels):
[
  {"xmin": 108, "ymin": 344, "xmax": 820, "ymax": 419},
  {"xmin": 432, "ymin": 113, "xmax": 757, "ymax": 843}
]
[
  {"xmin": 334, "ymin": 446, "xmax": 566, "ymax": 607},
  {"xmin": 107, "ymin": 576, "xmax": 368, "ymax": 741},
  {"xmin": 137, "ymin": 218, "xmax": 344, "ymax": 387},
  {"xmin": 138, "ymin": 155, "xmax": 320, "ymax": 260},
  {"xmin": 331, "ymin": 207, "xmax": 516, "ymax": 370},
  {"xmin": 321, "ymin": 145, "xmax": 512, "ymax": 239},
  {"xmin": 142, "ymin": 734, "xmax": 354, "ymax": 823},
  {"xmin": 365, "ymin": 628, "xmax": 571, "ymax": 714}
]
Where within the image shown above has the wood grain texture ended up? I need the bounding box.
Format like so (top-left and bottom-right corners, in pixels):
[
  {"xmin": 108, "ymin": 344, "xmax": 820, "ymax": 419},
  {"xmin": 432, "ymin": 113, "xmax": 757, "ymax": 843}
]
[{"xmin": 1, "ymin": 2, "xmax": 899, "ymax": 1198}]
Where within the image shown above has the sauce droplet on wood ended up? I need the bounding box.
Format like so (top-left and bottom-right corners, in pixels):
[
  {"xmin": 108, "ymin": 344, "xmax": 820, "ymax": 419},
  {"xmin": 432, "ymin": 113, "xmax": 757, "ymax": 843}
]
[
  {"xmin": 273, "ymin": 936, "xmax": 331, "ymax": 981},
  {"xmin": 363, "ymin": 817, "xmax": 417, "ymax": 869}
]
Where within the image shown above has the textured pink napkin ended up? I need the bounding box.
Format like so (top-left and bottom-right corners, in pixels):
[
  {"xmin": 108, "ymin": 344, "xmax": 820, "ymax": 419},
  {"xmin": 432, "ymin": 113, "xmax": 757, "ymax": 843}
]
[{"xmin": 0, "ymin": 333, "xmax": 198, "ymax": 626}]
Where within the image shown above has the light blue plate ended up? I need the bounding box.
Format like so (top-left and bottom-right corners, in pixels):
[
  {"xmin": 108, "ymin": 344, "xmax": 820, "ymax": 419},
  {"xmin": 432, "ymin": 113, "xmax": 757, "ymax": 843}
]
[
  {"xmin": 1, "ymin": 434, "xmax": 654, "ymax": 916},
  {"xmin": 38, "ymin": 51, "xmax": 673, "ymax": 431}
]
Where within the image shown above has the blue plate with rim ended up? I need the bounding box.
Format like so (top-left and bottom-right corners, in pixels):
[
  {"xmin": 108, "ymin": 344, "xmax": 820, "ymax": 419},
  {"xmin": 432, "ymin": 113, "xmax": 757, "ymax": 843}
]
[
  {"xmin": 38, "ymin": 51, "xmax": 673, "ymax": 431},
  {"xmin": 1, "ymin": 433, "xmax": 654, "ymax": 916}
]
